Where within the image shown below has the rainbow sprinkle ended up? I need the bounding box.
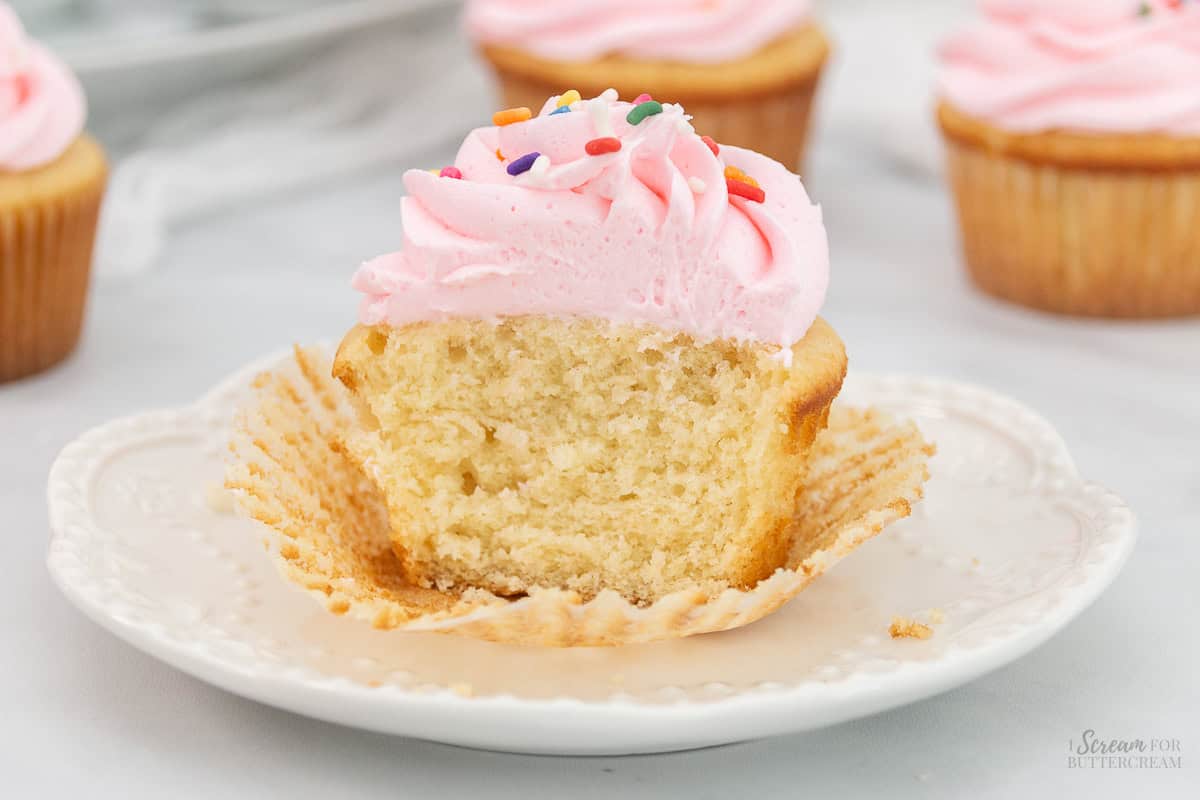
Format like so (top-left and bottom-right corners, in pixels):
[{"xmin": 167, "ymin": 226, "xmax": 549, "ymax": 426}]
[
  {"xmin": 507, "ymin": 152, "xmax": 541, "ymax": 176},
  {"xmin": 626, "ymin": 100, "xmax": 663, "ymax": 126},
  {"xmin": 557, "ymin": 89, "xmax": 581, "ymax": 107},
  {"xmin": 724, "ymin": 165, "xmax": 759, "ymax": 188},
  {"xmin": 550, "ymin": 106, "xmax": 571, "ymax": 115},
  {"xmin": 439, "ymin": 166, "xmax": 463, "ymax": 179},
  {"xmin": 585, "ymin": 137, "xmax": 622, "ymax": 155},
  {"xmin": 634, "ymin": 92, "xmax": 653, "ymax": 104},
  {"xmin": 701, "ymin": 135, "xmax": 720, "ymax": 156},
  {"xmin": 493, "ymin": 107, "xmax": 532, "ymax": 126},
  {"xmin": 726, "ymin": 178, "xmax": 765, "ymax": 203},
  {"xmin": 1138, "ymin": 0, "xmax": 1191, "ymax": 16}
]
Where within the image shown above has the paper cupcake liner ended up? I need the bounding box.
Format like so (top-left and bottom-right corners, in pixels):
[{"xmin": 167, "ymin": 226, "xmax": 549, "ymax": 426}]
[
  {"xmin": 0, "ymin": 135, "xmax": 107, "ymax": 382},
  {"xmin": 480, "ymin": 26, "xmax": 829, "ymax": 171},
  {"xmin": 940, "ymin": 108, "xmax": 1200, "ymax": 318},
  {"xmin": 226, "ymin": 346, "xmax": 932, "ymax": 647}
]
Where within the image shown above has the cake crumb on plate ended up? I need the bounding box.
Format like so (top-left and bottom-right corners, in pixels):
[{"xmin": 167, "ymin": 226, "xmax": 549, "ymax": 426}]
[{"xmin": 889, "ymin": 616, "xmax": 933, "ymax": 640}]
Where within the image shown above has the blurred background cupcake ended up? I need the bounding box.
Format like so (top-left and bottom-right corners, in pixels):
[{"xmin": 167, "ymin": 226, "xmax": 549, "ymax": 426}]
[
  {"xmin": 937, "ymin": 0, "xmax": 1200, "ymax": 318},
  {"xmin": 0, "ymin": 2, "xmax": 106, "ymax": 382},
  {"xmin": 465, "ymin": 0, "xmax": 830, "ymax": 170}
]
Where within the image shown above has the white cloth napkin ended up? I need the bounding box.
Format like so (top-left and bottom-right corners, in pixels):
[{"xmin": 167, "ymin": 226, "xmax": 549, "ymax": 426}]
[{"xmin": 95, "ymin": 16, "xmax": 487, "ymax": 279}]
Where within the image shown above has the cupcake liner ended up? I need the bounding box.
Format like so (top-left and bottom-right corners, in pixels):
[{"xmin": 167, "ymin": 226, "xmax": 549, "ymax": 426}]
[
  {"xmin": 480, "ymin": 25, "xmax": 830, "ymax": 171},
  {"xmin": 939, "ymin": 105, "xmax": 1200, "ymax": 318},
  {"xmin": 226, "ymin": 346, "xmax": 933, "ymax": 647},
  {"xmin": 0, "ymin": 135, "xmax": 107, "ymax": 382}
]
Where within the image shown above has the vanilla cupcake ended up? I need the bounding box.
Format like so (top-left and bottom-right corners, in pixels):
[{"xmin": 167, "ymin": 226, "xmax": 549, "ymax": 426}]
[
  {"xmin": 937, "ymin": 0, "xmax": 1200, "ymax": 318},
  {"xmin": 0, "ymin": 4, "xmax": 106, "ymax": 381},
  {"xmin": 332, "ymin": 92, "xmax": 845, "ymax": 603},
  {"xmin": 228, "ymin": 92, "xmax": 934, "ymax": 645},
  {"xmin": 464, "ymin": 1, "xmax": 829, "ymax": 170}
]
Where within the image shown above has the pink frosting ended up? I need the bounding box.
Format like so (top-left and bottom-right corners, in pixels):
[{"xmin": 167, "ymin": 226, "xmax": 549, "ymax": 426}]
[
  {"xmin": 0, "ymin": 4, "xmax": 85, "ymax": 171},
  {"xmin": 464, "ymin": 0, "xmax": 812, "ymax": 63},
  {"xmin": 354, "ymin": 93, "xmax": 828, "ymax": 353},
  {"xmin": 938, "ymin": 0, "xmax": 1200, "ymax": 135}
]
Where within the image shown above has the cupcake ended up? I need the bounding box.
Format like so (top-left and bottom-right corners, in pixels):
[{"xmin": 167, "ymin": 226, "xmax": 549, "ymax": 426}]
[
  {"xmin": 0, "ymin": 4, "xmax": 106, "ymax": 382},
  {"xmin": 333, "ymin": 93, "xmax": 845, "ymax": 603},
  {"xmin": 464, "ymin": 1, "xmax": 830, "ymax": 170},
  {"xmin": 937, "ymin": 0, "xmax": 1200, "ymax": 318},
  {"xmin": 228, "ymin": 92, "xmax": 934, "ymax": 645}
]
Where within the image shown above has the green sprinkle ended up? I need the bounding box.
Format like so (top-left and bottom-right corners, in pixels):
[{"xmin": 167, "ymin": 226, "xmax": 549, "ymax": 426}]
[
  {"xmin": 1137, "ymin": 2, "xmax": 1152, "ymax": 17},
  {"xmin": 626, "ymin": 100, "xmax": 663, "ymax": 126}
]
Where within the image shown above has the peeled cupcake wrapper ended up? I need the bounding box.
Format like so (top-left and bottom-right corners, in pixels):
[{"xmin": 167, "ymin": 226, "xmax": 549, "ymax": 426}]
[{"xmin": 226, "ymin": 346, "xmax": 933, "ymax": 647}]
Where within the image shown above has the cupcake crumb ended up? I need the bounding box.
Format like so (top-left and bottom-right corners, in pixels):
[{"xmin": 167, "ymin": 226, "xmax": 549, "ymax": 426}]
[{"xmin": 889, "ymin": 616, "xmax": 933, "ymax": 640}]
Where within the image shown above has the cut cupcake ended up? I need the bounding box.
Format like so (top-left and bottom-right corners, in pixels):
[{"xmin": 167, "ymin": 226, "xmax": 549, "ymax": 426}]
[
  {"xmin": 936, "ymin": 0, "xmax": 1200, "ymax": 318},
  {"xmin": 333, "ymin": 93, "xmax": 845, "ymax": 604},
  {"xmin": 227, "ymin": 90, "xmax": 933, "ymax": 645},
  {"xmin": 463, "ymin": 0, "xmax": 830, "ymax": 169}
]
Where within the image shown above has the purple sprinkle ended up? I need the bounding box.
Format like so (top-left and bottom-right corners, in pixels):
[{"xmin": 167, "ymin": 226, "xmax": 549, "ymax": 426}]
[{"xmin": 507, "ymin": 152, "xmax": 540, "ymax": 176}]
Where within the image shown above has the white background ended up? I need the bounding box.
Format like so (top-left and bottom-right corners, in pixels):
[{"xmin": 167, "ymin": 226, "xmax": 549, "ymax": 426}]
[{"xmin": 2, "ymin": 1, "xmax": 1197, "ymax": 796}]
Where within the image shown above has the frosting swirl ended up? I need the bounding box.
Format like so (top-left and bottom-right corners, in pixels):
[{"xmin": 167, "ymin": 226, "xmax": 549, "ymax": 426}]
[
  {"xmin": 0, "ymin": 3, "xmax": 85, "ymax": 171},
  {"xmin": 354, "ymin": 93, "xmax": 828, "ymax": 353},
  {"xmin": 938, "ymin": 0, "xmax": 1200, "ymax": 135},
  {"xmin": 464, "ymin": 0, "xmax": 812, "ymax": 63}
]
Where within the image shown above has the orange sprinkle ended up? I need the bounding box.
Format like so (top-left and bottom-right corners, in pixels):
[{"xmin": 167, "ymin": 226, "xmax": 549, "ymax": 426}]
[
  {"xmin": 492, "ymin": 107, "xmax": 532, "ymax": 126},
  {"xmin": 724, "ymin": 165, "xmax": 759, "ymax": 188},
  {"xmin": 495, "ymin": 148, "xmax": 505, "ymax": 161}
]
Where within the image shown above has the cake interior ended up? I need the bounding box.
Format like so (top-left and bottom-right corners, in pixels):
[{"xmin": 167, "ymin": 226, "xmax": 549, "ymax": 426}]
[{"xmin": 333, "ymin": 315, "xmax": 846, "ymax": 604}]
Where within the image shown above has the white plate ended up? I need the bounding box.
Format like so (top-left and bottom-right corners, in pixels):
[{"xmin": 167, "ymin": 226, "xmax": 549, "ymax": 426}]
[{"xmin": 46, "ymin": 350, "xmax": 1135, "ymax": 756}]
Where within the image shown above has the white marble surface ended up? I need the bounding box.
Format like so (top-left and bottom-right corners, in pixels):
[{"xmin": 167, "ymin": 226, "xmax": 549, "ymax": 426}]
[{"xmin": 3, "ymin": 9, "xmax": 1199, "ymax": 800}]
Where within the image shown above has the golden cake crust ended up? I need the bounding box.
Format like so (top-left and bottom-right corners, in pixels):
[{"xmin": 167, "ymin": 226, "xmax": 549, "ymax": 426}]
[
  {"xmin": 937, "ymin": 102, "xmax": 1200, "ymax": 171},
  {"xmin": 478, "ymin": 24, "xmax": 830, "ymax": 104}
]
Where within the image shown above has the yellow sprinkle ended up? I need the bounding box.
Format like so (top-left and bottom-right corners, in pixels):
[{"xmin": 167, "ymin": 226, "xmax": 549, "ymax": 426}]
[
  {"xmin": 428, "ymin": 168, "xmax": 440, "ymax": 175},
  {"xmin": 492, "ymin": 107, "xmax": 532, "ymax": 126},
  {"xmin": 557, "ymin": 89, "xmax": 581, "ymax": 108}
]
